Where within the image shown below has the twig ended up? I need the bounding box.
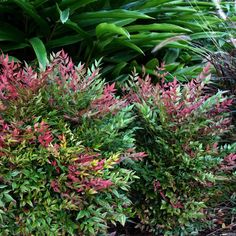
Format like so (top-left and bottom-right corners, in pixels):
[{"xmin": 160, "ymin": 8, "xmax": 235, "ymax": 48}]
[{"xmin": 206, "ymin": 224, "xmax": 236, "ymax": 236}]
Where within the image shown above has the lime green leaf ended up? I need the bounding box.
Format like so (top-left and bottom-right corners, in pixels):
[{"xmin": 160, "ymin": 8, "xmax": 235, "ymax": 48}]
[
  {"xmin": 29, "ymin": 37, "xmax": 48, "ymax": 71},
  {"xmin": 75, "ymin": 9, "xmax": 153, "ymax": 20},
  {"xmin": 96, "ymin": 23, "xmax": 130, "ymax": 39},
  {"xmin": 126, "ymin": 24, "xmax": 192, "ymax": 33}
]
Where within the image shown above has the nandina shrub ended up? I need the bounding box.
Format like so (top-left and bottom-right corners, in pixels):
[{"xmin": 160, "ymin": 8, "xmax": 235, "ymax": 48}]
[
  {"xmin": 123, "ymin": 66, "xmax": 236, "ymax": 235},
  {"xmin": 0, "ymin": 51, "xmax": 144, "ymax": 235}
]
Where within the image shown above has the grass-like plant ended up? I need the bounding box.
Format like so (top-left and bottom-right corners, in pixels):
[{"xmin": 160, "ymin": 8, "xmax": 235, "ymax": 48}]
[{"xmin": 0, "ymin": 0, "xmax": 234, "ymax": 80}]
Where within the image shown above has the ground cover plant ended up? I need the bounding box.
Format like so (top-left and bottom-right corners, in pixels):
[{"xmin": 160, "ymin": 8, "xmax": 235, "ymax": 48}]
[
  {"xmin": 123, "ymin": 65, "xmax": 236, "ymax": 235},
  {"xmin": 0, "ymin": 51, "xmax": 147, "ymax": 235},
  {"xmin": 0, "ymin": 0, "xmax": 235, "ymax": 80}
]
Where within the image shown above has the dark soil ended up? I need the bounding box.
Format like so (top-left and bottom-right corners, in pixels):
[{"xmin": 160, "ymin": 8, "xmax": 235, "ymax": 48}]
[{"xmin": 108, "ymin": 221, "xmax": 236, "ymax": 236}]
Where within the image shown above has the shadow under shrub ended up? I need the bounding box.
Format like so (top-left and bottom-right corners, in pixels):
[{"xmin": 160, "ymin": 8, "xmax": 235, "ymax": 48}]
[
  {"xmin": 0, "ymin": 51, "xmax": 144, "ymax": 235},
  {"xmin": 124, "ymin": 66, "xmax": 236, "ymax": 235}
]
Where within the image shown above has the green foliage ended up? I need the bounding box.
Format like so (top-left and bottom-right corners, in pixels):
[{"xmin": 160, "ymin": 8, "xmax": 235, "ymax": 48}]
[
  {"xmin": 0, "ymin": 0, "xmax": 235, "ymax": 79},
  {"xmin": 0, "ymin": 51, "xmax": 141, "ymax": 235},
  {"xmin": 124, "ymin": 66, "xmax": 236, "ymax": 235}
]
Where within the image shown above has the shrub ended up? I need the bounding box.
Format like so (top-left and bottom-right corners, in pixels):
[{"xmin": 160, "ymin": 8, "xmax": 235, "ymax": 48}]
[
  {"xmin": 124, "ymin": 65, "xmax": 236, "ymax": 235},
  {"xmin": 0, "ymin": 51, "xmax": 144, "ymax": 235}
]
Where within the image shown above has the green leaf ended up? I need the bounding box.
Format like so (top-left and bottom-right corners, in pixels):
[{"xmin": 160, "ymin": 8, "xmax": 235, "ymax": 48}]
[
  {"xmin": 167, "ymin": 1, "xmax": 216, "ymax": 7},
  {"xmin": 163, "ymin": 48, "xmax": 180, "ymax": 64},
  {"xmin": 27, "ymin": 200, "xmax": 34, "ymax": 207},
  {"xmin": 139, "ymin": 0, "xmax": 174, "ymax": 8},
  {"xmin": 3, "ymin": 192, "xmax": 15, "ymax": 202},
  {"xmin": 114, "ymin": 39, "xmax": 144, "ymax": 54},
  {"xmin": 126, "ymin": 24, "xmax": 192, "ymax": 33},
  {"xmin": 0, "ymin": 209, "xmax": 5, "ymax": 214},
  {"xmin": 152, "ymin": 35, "xmax": 190, "ymax": 53},
  {"xmin": 76, "ymin": 210, "xmax": 86, "ymax": 220},
  {"xmin": 154, "ymin": 7, "xmax": 197, "ymax": 13},
  {"xmin": 56, "ymin": 3, "xmax": 70, "ymax": 24},
  {"xmin": 190, "ymin": 31, "xmax": 227, "ymax": 40},
  {"xmin": 165, "ymin": 20, "xmax": 209, "ymax": 31},
  {"xmin": 60, "ymin": 0, "xmax": 97, "ymax": 11},
  {"xmin": 0, "ymin": 200, "xmax": 4, "ymax": 208},
  {"xmin": 112, "ymin": 62, "xmax": 128, "ymax": 77},
  {"xmin": 64, "ymin": 20, "xmax": 89, "ymax": 38},
  {"xmin": 75, "ymin": 9, "xmax": 153, "ymax": 20},
  {"xmin": 13, "ymin": 0, "xmax": 50, "ymax": 35},
  {"xmin": 28, "ymin": 37, "xmax": 48, "ymax": 71},
  {"xmin": 12, "ymin": 182, "xmax": 18, "ymax": 189},
  {"xmin": 0, "ymin": 22, "xmax": 25, "ymax": 42},
  {"xmin": 145, "ymin": 58, "xmax": 159, "ymax": 69},
  {"xmin": 32, "ymin": 0, "xmax": 49, "ymax": 8},
  {"xmin": 46, "ymin": 34, "xmax": 83, "ymax": 48},
  {"xmin": 116, "ymin": 214, "xmax": 126, "ymax": 226},
  {"xmin": 0, "ymin": 42, "xmax": 29, "ymax": 52},
  {"xmin": 88, "ymin": 226, "xmax": 95, "ymax": 235},
  {"xmin": 96, "ymin": 23, "xmax": 130, "ymax": 39},
  {"xmin": 164, "ymin": 62, "xmax": 180, "ymax": 72},
  {"xmin": 11, "ymin": 170, "xmax": 20, "ymax": 177},
  {"xmin": 129, "ymin": 32, "xmax": 178, "ymax": 41}
]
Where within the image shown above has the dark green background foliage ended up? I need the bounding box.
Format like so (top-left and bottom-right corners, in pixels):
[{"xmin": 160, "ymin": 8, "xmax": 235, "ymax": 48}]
[{"xmin": 0, "ymin": 0, "xmax": 235, "ymax": 80}]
